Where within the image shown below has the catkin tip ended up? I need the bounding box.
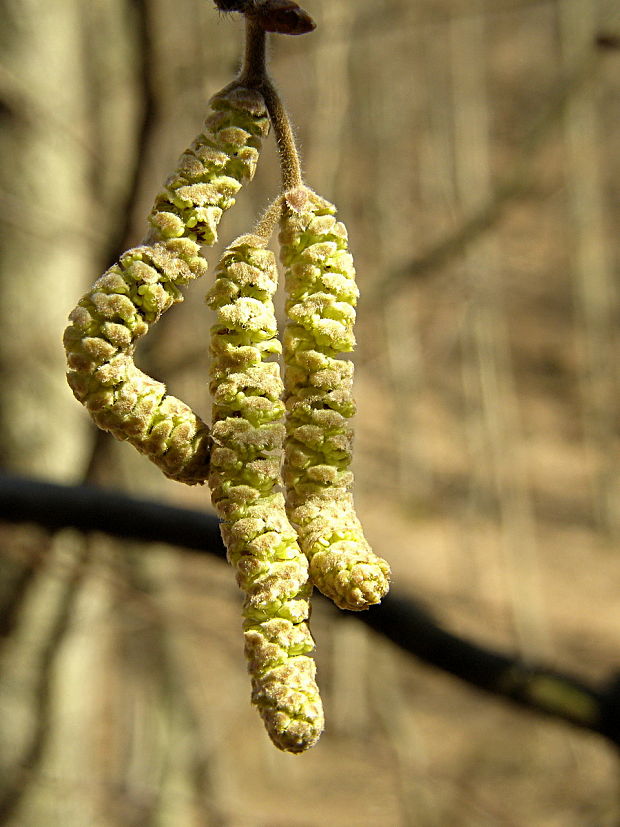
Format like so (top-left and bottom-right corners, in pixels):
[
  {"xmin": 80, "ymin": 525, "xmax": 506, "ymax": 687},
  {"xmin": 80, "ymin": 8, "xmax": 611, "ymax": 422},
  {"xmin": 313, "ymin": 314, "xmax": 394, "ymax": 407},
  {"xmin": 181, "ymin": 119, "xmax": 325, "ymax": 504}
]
[
  {"xmin": 251, "ymin": 656, "xmax": 324, "ymax": 753},
  {"xmin": 310, "ymin": 550, "xmax": 391, "ymax": 612},
  {"xmin": 258, "ymin": 697, "xmax": 324, "ymax": 753}
]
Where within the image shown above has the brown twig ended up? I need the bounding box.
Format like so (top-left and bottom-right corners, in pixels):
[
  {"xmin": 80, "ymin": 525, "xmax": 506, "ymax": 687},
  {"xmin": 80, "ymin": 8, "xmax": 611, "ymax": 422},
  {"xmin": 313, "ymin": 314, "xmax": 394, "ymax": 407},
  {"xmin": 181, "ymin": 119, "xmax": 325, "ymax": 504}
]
[
  {"xmin": 2, "ymin": 472, "xmax": 620, "ymax": 749},
  {"xmin": 236, "ymin": 17, "xmax": 304, "ymax": 192}
]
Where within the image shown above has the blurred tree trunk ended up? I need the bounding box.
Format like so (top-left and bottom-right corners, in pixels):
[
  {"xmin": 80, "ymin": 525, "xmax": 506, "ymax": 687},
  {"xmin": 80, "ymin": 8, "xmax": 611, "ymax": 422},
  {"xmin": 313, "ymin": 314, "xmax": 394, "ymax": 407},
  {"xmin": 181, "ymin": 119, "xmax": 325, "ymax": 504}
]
[
  {"xmin": 0, "ymin": 0, "xmax": 126, "ymax": 480},
  {"xmin": 0, "ymin": 1, "xmax": 139, "ymax": 823}
]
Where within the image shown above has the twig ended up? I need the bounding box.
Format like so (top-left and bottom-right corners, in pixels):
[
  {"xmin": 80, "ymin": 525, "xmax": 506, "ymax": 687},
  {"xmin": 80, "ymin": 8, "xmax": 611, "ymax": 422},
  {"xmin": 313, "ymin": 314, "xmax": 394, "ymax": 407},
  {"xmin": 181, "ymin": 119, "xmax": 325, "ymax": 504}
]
[
  {"xmin": 1, "ymin": 470, "xmax": 619, "ymax": 748},
  {"xmin": 235, "ymin": 16, "xmax": 303, "ymax": 191}
]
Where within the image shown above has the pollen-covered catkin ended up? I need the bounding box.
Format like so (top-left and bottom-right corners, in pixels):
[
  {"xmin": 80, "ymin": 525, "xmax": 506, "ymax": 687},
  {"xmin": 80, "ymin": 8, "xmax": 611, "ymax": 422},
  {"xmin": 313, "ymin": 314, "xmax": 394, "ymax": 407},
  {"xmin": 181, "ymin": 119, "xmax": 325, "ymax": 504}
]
[
  {"xmin": 279, "ymin": 188, "xmax": 391, "ymax": 611},
  {"xmin": 206, "ymin": 233, "xmax": 324, "ymax": 753},
  {"xmin": 63, "ymin": 86, "xmax": 269, "ymax": 483}
]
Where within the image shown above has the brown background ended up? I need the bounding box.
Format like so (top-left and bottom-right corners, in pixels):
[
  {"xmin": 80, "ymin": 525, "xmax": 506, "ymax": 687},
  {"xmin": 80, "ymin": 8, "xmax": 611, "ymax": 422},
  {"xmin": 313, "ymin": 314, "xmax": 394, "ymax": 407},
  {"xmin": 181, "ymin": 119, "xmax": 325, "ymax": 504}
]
[{"xmin": 0, "ymin": 0, "xmax": 619, "ymax": 824}]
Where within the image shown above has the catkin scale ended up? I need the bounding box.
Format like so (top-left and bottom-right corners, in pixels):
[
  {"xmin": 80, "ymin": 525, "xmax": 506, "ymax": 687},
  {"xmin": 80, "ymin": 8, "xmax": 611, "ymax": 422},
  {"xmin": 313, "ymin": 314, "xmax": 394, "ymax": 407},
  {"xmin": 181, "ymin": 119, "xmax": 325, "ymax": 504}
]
[
  {"xmin": 280, "ymin": 189, "xmax": 391, "ymax": 611},
  {"xmin": 63, "ymin": 86, "xmax": 269, "ymax": 483},
  {"xmin": 207, "ymin": 233, "xmax": 324, "ymax": 753}
]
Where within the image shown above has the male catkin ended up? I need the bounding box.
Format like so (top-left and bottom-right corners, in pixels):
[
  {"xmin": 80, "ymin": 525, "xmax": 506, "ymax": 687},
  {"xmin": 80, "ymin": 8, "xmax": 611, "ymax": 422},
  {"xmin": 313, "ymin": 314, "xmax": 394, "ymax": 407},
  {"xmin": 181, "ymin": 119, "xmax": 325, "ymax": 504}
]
[
  {"xmin": 63, "ymin": 86, "xmax": 269, "ymax": 483},
  {"xmin": 280, "ymin": 188, "xmax": 391, "ymax": 611},
  {"xmin": 207, "ymin": 233, "xmax": 324, "ymax": 752}
]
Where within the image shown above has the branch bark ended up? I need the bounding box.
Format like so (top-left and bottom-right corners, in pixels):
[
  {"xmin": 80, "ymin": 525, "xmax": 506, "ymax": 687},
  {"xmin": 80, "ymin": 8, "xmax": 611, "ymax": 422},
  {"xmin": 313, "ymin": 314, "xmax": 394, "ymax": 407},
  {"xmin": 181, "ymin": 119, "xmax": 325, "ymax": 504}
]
[{"xmin": 1, "ymin": 470, "xmax": 619, "ymax": 748}]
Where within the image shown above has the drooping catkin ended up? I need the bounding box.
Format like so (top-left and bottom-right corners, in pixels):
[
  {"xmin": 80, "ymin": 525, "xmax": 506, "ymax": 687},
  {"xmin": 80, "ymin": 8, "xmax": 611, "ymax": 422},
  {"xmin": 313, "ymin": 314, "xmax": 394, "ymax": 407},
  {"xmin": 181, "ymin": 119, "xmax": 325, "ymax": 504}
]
[
  {"xmin": 280, "ymin": 188, "xmax": 391, "ymax": 611},
  {"xmin": 63, "ymin": 85, "xmax": 269, "ymax": 483},
  {"xmin": 206, "ymin": 232, "xmax": 324, "ymax": 752}
]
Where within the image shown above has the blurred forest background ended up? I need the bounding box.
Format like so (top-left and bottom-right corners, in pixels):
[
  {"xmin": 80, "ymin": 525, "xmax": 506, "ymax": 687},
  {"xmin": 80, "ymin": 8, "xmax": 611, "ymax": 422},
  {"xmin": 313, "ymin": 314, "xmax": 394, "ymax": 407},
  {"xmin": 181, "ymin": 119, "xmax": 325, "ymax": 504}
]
[{"xmin": 1, "ymin": 0, "xmax": 619, "ymax": 824}]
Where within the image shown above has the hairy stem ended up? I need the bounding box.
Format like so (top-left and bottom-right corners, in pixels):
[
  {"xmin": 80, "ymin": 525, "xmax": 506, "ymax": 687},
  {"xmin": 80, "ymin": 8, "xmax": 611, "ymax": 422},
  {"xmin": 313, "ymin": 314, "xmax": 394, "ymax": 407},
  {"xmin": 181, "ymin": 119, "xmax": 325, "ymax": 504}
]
[
  {"xmin": 237, "ymin": 17, "xmax": 303, "ymax": 192},
  {"xmin": 253, "ymin": 195, "xmax": 284, "ymax": 242},
  {"xmin": 238, "ymin": 17, "xmax": 268, "ymax": 87},
  {"xmin": 262, "ymin": 80, "xmax": 303, "ymax": 191}
]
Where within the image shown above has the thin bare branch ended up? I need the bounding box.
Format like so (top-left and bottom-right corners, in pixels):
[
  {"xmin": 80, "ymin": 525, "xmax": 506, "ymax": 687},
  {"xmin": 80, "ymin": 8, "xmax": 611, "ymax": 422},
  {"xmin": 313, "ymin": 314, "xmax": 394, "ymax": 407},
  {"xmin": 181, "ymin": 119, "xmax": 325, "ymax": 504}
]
[{"xmin": 1, "ymin": 471, "xmax": 619, "ymax": 749}]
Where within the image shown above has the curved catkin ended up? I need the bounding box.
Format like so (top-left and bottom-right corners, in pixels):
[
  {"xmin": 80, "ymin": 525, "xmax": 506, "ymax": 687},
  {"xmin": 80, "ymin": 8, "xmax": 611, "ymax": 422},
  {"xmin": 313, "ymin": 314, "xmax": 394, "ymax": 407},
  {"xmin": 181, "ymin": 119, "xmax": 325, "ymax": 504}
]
[
  {"xmin": 280, "ymin": 188, "xmax": 391, "ymax": 611},
  {"xmin": 206, "ymin": 233, "xmax": 324, "ymax": 753},
  {"xmin": 63, "ymin": 86, "xmax": 269, "ymax": 484}
]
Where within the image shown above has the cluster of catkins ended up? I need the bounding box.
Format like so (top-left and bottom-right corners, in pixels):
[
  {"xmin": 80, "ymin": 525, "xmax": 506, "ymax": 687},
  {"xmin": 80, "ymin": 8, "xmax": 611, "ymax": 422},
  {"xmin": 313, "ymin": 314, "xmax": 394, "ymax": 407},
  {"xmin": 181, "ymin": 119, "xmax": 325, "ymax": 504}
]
[{"xmin": 64, "ymin": 73, "xmax": 390, "ymax": 752}]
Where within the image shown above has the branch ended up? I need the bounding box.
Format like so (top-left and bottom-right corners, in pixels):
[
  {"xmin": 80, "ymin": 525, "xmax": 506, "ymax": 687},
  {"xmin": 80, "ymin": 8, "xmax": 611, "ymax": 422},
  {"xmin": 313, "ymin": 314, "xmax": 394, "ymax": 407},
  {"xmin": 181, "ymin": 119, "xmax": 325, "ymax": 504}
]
[{"xmin": 1, "ymin": 470, "xmax": 618, "ymax": 747}]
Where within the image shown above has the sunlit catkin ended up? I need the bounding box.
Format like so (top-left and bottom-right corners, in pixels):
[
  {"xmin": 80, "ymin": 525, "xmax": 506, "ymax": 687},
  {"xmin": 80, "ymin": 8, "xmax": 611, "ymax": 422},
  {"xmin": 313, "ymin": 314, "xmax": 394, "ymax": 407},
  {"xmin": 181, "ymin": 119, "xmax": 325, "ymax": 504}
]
[
  {"xmin": 63, "ymin": 86, "xmax": 269, "ymax": 483},
  {"xmin": 280, "ymin": 188, "xmax": 391, "ymax": 611},
  {"xmin": 206, "ymin": 232, "xmax": 324, "ymax": 752}
]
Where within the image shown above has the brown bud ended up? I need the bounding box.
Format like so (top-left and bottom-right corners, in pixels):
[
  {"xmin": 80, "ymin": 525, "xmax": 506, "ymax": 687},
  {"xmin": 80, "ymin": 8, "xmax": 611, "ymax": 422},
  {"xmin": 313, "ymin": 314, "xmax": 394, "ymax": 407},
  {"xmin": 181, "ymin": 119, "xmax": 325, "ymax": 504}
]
[
  {"xmin": 214, "ymin": 0, "xmax": 316, "ymax": 35},
  {"xmin": 248, "ymin": 0, "xmax": 316, "ymax": 35}
]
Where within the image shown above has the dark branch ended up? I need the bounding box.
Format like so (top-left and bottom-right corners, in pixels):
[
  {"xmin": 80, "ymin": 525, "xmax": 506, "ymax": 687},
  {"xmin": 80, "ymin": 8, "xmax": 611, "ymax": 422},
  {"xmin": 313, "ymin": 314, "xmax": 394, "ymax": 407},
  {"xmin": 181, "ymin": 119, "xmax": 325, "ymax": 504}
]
[
  {"xmin": 1, "ymin": 470, "xmax": 618, "ymax": 748},
  {"xmin": 0, "ymin": 471, "xmax": 224, "ymax": 558}
]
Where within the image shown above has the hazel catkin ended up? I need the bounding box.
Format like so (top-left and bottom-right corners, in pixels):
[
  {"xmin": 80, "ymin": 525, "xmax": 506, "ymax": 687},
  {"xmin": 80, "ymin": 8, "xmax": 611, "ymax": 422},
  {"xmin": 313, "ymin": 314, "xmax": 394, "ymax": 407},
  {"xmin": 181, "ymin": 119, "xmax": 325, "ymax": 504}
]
[
  {"xmin": 279, "ymin": 188, "xmax": 391, "ymax": 611},
  {"xmin": 63, "ymin": 85, "xmax": 269, "ymax": 483},
  {"xmin": 207, "ymin": 232, "xmax": 324, "ymax": 752}
]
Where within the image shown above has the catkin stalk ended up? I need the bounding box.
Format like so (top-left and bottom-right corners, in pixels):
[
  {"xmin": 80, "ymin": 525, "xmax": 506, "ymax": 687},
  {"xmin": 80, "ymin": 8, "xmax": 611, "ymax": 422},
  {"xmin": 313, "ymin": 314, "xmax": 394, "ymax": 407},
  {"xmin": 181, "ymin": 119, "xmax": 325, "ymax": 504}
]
[
  {"xmin": 207, "ymin": 232, "xmax": 324, "ymax": 752},
  {"xmin": 63, "ymin": 85, "xmax": 269, "ymax": 483},
  {"xmin": 280, "ymin": 188, "xmax": 391, "ymax": 611}
]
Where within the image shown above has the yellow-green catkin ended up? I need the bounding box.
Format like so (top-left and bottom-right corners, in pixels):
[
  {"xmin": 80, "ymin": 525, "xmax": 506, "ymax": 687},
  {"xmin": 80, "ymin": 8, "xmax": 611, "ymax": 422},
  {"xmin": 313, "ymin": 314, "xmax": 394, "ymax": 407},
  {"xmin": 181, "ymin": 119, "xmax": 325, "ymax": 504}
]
[
  {"xmin": 280, "ymin": 188, "xmax": 391, "ymax": 611},
  {"xmin": 207, "ymin": 233, "xmax": 324, "ymax": 752},
  {"xmin": 63, "ymin": 85, "xmax": 269, "ymax": 484}
]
